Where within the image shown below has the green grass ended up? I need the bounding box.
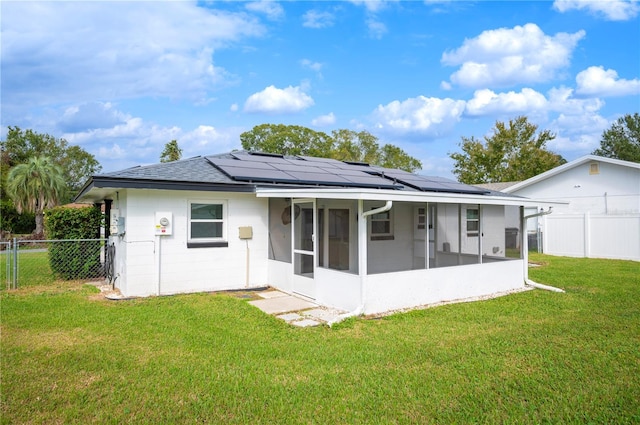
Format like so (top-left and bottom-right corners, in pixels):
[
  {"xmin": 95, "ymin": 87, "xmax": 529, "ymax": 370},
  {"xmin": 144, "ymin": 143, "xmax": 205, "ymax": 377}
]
[
  {"xmin": 0, "ymin": 250, "xmax": 58, "ymax": 289},
  {"xmin": 1, "ymin": 254, "xmax": 639, "ymax": 424}
]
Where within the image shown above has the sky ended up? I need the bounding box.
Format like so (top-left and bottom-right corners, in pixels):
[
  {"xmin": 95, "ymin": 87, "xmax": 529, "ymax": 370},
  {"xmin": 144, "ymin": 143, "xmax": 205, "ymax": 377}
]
[{"xmin": 1, "ymin": 0, "xmax": 639, "ymax": 180}]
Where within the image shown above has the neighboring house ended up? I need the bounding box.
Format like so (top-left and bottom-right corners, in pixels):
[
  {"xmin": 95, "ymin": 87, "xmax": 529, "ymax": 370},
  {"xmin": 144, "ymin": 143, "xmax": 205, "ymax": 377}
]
[
  {"xmin": 75, "ymin": 151, "xmax": 558, "ymax": 315},
  {"xmin": 486, "ymin": 155, "xmax": 639, "ymax": 261}
]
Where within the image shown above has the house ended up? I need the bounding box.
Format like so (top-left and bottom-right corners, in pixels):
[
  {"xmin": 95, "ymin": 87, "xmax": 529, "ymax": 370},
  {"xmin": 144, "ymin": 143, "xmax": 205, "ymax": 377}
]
[
  {"xmin": 75, "ymin": 151, "xmax": 559, "ymax": 315},
  {"xmin": 495, "ymin": 155, "xmax": 640, "ymax": 261}
]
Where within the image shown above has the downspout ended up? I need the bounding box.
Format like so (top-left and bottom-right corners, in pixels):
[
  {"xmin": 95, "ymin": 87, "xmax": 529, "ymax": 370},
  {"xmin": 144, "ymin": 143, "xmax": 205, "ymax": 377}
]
[
  {"xmin": 363, "ymin": 200, "xmax": 393, "ymax": 219},
  {"xmin": 523, "ymin": 207, "xmax": 565, "ymax": 293},
  {"xmin": 328, "ymin": 200, "xmax": 393, "ymax": 326}
]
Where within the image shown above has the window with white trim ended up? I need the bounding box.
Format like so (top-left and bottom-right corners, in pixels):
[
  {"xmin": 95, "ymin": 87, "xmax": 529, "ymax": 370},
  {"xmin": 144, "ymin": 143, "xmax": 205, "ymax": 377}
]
[
  {"xmin": 370, "ymin": 207, "xmax": 394, "ymax": 240},
  {"xmin": 466, "ymin": 207, "xmax": 479, "ymax": 237},
  {"xmin": 188, "ymin": 200, "xmax": 227, "ymax": 247}
]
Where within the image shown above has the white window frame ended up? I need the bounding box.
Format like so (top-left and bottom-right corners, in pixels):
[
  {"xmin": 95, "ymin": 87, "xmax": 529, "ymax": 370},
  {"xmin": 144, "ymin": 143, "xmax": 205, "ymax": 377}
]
[
  {"xmin": 466, "ymin": 206, "xmax": 479, "ymax": 237},
  {"xmin": 188, "ymin": 200, "xmax": 228, "ymax": 244},
  {"xmin": 369, "ymin": 206, "xmax": 394, "ymax": 241}
]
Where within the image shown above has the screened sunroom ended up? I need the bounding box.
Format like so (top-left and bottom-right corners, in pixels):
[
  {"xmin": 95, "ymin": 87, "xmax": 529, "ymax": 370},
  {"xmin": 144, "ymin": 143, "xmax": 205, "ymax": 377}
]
[{"xmin": 260, "ymin": 188, "xmax": 532, "ymax": 315}]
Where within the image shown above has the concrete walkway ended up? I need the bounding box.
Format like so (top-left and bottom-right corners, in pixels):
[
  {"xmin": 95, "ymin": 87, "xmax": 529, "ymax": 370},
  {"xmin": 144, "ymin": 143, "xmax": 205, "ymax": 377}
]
[{"xmin": 248, "ymin": 289, "xmax": 347, "ymax": 327}]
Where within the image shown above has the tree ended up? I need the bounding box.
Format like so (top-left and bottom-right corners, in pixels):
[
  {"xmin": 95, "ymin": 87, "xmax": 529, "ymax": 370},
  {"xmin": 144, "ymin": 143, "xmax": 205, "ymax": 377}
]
[
  {"xmin": 1, "ymin": 127, "xmax": 102, "ymax": 200},
  {"xmin": 160, "ymin": 139, "xmax": 183, "ymax": 163},
  {"xmin": 240, "ymin": 124, "xmax": 334, "ymax": 158},
  {"xmin": 449, "ymin": 116, "xmax": 566, "ymax": 184},
  {"xmin": 6, "ymin": 156, "xmax": 66, "ymax": 235},
  {"xmin": 240, "ymin": 124, "xmax": 422, "ymax": 172},
  {"xmin": 592, "ymin": 113, "xmax": 640, "ymax": 163}
]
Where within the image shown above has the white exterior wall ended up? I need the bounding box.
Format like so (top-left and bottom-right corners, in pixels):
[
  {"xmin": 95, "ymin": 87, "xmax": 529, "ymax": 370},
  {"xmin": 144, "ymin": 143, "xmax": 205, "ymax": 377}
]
[
  {"xmin": 512, "ymin": 160, "xmax": 640, "ymax": 215},
  {"xmin": 364, "ymin": 260, "xmax": 525, "ymax": 315},
  {"xmin": 367, "ymin": 202, "xmax": 415, "ymax": 273},
  {"xmin": 511, "ymin": 159, "xmax": 639, "ymax": 261},
  {"xmin": 112, "ymin": 189, "xmax": 270, "ymax": 297}
]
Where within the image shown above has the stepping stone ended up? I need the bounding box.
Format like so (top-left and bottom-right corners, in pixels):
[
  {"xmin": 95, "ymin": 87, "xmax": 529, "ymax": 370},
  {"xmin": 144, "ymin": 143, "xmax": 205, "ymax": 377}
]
[
  {"xmin": 277, "ymin": 313, "xmax": 303, "ymax": 322},
  {"xmin": 291, "ymin": 319, "xmax": 321, "ymax": 327},
  {"xmin": 249, "ymin": 295, "xmax": 317, "ymax": 314},
  {"xmin": 258, "ymin": 290, "xmax": 288, "ymax": 299},
  {"xmin": 303, "ymin": 308, "xmax": 346, "ymax": 323}
]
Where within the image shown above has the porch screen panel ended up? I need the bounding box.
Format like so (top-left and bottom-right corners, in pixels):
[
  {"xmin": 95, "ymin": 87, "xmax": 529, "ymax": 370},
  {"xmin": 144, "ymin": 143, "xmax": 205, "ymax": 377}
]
[
  {"xmin": 268, "ymin": 198, "xmax": 292, "ymax": 263},
  {"xmin": 481, "ymin": 205, "xmax": 521, "ymax": 262},
  {"xmin": 433, "ymin": 203, "xmax": 461, "ymax": 268}
]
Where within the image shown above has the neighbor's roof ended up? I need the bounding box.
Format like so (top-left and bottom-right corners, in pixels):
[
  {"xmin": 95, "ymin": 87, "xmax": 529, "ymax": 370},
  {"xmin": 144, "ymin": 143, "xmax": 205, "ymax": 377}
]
[
  {"xmin": 503, "ymin": 155, "xmax": 640, "ymax": 193},
  {"xmin": 473, "ymin": 182, "xmax": 520, "ymax": 192}
]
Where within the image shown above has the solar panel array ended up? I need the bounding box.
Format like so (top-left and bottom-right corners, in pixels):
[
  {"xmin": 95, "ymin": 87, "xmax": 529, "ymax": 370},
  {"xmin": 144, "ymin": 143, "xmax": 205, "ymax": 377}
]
[{"xmin": 206, "ymin": 151, "xmax": 488, "ymax": 195}]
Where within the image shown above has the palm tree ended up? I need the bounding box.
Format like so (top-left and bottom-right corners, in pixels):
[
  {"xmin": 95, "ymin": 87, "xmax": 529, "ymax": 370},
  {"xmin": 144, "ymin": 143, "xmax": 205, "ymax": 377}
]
[{"xmin": 7, "ymin": 156, "xmax": 66, "ymax": 235}]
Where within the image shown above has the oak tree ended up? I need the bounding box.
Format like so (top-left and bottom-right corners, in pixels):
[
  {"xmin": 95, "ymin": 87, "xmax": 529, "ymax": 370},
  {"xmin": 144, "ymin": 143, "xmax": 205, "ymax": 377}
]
[{"xmin": 449, "ymin": 116, "xmax": 565, "ymax": 184}]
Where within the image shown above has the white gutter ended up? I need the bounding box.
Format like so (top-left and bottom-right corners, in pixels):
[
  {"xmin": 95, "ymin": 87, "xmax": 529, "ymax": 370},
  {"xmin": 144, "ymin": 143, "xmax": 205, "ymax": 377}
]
[
  {"xmin": 524, "ymin": 206, "xmax": 553, "ymax": 220},
  {"xmin": 328, "ymin": 201, "xmax": 393, "ymax": 327},
  {"xmin": 522, "ymin": 207, "xmax": 565, "ymax": 293},
  {"xmin": 362, "ymin": 200, "xmax": 393, "ymax": 218}
]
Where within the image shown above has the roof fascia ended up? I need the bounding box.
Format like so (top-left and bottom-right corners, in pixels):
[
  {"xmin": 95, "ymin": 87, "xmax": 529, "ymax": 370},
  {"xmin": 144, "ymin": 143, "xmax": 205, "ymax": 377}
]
[
  {"xmin": 255, "ymin": 187, "xmax": 567, "ymax": 208},
  {"xmin": 74, "ymin": 176, "xmax": 255, "ymax": 202},
  {"xmin": 504, "ymin": 155, "xmax": 640, "ymax": 193}
]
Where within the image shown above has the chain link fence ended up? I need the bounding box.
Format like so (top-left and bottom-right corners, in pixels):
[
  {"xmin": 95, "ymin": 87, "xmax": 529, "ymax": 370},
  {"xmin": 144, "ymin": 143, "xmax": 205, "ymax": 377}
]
[{"xmin": 1, "ymin": 238, "xmax": 108, "ymax": 290}]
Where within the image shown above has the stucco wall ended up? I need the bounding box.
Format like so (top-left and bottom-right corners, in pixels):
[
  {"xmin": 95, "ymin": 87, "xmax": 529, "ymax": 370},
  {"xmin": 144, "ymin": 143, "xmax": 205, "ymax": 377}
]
[
  {"xmin": 111, "ymin": 189, "xmax": 270, "ymax": 297},
  {"xmin": 364, "ymin": 259, "xmax": 525, "ymax": 315}
]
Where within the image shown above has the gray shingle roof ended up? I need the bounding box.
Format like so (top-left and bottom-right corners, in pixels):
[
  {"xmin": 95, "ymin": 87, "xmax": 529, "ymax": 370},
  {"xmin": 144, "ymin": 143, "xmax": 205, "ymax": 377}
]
[{"xmin": 99, "ymin": 155, "xmax": 237, "ymax": 185}]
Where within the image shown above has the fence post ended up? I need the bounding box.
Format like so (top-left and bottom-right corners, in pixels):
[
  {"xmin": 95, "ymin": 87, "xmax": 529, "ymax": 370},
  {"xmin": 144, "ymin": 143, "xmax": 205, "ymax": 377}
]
[{"xmin": 12, "ymin": 238, "xmax": 18, "ymax": 289}]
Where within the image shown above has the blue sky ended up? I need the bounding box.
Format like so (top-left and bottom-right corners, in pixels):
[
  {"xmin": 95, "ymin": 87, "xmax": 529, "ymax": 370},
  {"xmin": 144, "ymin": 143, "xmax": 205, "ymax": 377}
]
[{"xmin": 2, "ymin": 0, "xmax": 639, "ymax": 179}]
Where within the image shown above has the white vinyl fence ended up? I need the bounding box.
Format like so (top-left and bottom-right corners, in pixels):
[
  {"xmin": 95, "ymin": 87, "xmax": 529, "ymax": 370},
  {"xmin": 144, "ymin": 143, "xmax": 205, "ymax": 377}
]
[{"xmin": 542, "ymin": 213, "xmax": 640, "ymax": 261}]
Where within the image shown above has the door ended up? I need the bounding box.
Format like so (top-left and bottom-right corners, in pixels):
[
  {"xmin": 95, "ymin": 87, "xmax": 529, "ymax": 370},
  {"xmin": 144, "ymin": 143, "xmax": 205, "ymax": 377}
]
[
  {"xmin": 319, "ymin": 207, "xmax": 351, "ymax": 271},
  {"xmin": 292, "ymin": 199, "xmax": 315, "ymax": 298}
]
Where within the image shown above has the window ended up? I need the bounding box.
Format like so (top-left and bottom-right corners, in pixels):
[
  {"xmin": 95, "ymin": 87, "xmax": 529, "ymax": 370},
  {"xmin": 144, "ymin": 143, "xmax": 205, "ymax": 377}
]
[
  {"xmin": 370, "ymin": 207, "xmax": 393, "ymax": 240},
  {"xmin": 589, "ymin": 162, "xmax": 599, "ymax": 175},
  {"xmin": 188, "ymin": 201, "xmax": 227, "ymax": 248},
  {"xmin": 466, "ymin": 207, "xmax": 479, "ymax": 237},
  {"xmin": 416, "ymin": 207, "xmax": 426, "ymax": 230}
]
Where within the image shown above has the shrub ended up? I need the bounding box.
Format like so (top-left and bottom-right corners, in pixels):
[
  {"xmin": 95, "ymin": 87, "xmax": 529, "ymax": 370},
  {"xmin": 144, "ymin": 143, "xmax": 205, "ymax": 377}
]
[
  {"xmin": 0, "ymin": 199, "xmax": 36, "ymax": 235},
  {"xmin": 44, "ymin": 206, "xmax": 103, "ymax": 279}
]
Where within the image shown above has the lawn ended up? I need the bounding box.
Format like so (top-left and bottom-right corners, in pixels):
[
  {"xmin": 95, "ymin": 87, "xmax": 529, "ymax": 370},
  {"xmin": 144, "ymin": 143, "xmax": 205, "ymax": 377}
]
[{"xmin": 1, "ymin": 254, "xmax": 639, "ymax": 424}]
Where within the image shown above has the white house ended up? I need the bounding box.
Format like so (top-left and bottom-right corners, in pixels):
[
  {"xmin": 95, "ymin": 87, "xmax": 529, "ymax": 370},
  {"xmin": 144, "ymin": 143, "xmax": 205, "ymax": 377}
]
[
  {"xmin": 499, "ymin": 155, "xmax": 640, "ymax": 261},
  {"xmin": 76, "ymin": 151, "xmax": 559, "ymax": 315}
]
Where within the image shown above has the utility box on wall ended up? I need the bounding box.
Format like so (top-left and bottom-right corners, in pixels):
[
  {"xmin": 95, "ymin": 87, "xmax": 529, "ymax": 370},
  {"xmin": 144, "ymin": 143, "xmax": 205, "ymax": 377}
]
[
  {"xmin": 238, "ymin": 226, "xmax": 253, "ymax": 239},
  {"xmin": 110, "ymin": 209, "xmax": 125, "ymax": 235},
  {"xmin": 155, "ymin": 212, "xmax": 173, "ymax": 236}
]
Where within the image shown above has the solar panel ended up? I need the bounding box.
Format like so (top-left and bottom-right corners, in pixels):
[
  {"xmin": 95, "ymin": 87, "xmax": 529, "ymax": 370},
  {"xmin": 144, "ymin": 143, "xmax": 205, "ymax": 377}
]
[
  {"xmin": 207, "ymin": 152, "xmax": 489, "ymax": 194},
  {"xmin": 379, "ymin": 169, "xmax": 489, "ymax": 194}
]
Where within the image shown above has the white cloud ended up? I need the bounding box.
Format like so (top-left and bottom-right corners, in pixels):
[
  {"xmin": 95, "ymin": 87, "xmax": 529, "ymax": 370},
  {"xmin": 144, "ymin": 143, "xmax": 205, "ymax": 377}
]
[
  {"xmin": 245, "ymin": 1, "xmax": 284, "ymax": 20},
  {"xmin": 465, "ymin": 88, "xmax": 548, "ymax": 117},
  {"xmin": 371, "ymin": 96, "xmax": 466, "ymax": 136},
  {"xmin": 300, "ymin": 59, "xmax": 324, "ymax": 76},
  {"xmin": 575, "ymin": 66, "xmax": 640, "ymax": 97},
  {"xmin": 366, "ymin": 18, "xmax": 388, "ymax": 39},
  {"xmin": 549, "ymin": 112, "xmax": 610, "ymax": 152},
  {"xmin": 553, "ymin": 0, "xmax": 640, "ymax": 21},
  {"xmin": 1, "ymin": 2, "xmax": 264, "ymax": 108},
  {"xmin": 243, "ymin": 85, "xmax": 315, "ymax": 114},
  {"xmin": 441, "ymin": 23, "xmax": 585, "ymax": 88},
  {"xmin": 547, "ymin": 86, "xmax": 605, "ymax": 114},
  {"xmin": 303, "ymin": 10, "xmax": 335, "ymax": 28},
  {"xmin": 311, "ymin": 113, "xmax": 336, "ymax": 127},
  {"xmin": 349, "ymin": 0, "xmax": 393, "ymax": 13},
  {"xmin": 64, "ymin": 108, "xmax": 244, "ymax": 171},
  {"xmin": 180, "ymin": 125, "xmax": 244, "ymax": 155},
  {"xmin": 59, "ymin": 102, "xmax": 130, "ymax": 133}
]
